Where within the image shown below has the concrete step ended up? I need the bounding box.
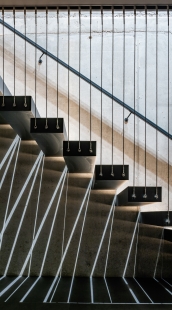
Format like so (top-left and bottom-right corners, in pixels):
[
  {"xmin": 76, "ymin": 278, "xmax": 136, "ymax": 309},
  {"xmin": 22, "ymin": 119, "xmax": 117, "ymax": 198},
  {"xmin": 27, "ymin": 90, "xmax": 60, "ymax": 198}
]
[
  {"xmin": 105, "ymin": 207, "xmax": 139, "ymax": 277},
  {"xmin": 0, "ymin": 140, "xmax": 42, "ymax": 275},
  {"xmin": 136, "ymin": 223, "xmax": 172, "ymax": 278},
  {"xmin": 34, "ymin": 172, "xmax": 92, "ymax": 277},
  {"xmin": 0, "ymin": 125, "xmax": 17, "ymax": 164}
]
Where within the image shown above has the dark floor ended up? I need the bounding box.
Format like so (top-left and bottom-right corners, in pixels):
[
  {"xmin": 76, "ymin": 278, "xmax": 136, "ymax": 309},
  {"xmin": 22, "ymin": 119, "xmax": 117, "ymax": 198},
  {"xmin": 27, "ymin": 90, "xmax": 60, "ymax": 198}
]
[{"xmin": 1, "ymin": 276, "xmax": 172, "ymax": 305}]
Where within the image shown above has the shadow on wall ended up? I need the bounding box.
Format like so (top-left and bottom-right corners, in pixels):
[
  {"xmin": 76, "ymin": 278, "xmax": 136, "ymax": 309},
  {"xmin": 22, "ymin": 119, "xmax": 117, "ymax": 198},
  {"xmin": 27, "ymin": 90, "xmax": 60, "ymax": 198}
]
[{"xmin": 0, "ymin": 42, "xmax": 171, "ymax": 190}]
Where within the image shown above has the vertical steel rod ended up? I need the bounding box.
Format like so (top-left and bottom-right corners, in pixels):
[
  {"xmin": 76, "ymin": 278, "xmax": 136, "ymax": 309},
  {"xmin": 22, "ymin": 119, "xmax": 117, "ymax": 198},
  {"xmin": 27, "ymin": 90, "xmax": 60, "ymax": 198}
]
[
  {"xmin": 111, "ymin": 6, "xmax": 114, "ymax": 176},
  {"xmin": 24, "ymin": 7, "xmax": 27, "ymax": 107},
  {"xmin": 132, "ymin": 7, "xmax": 136, "ymax": 198},
  {"xmin": 99, "ymin": 6, "xmax": 103, "ymax": 176},
  {"xmin": 143, "ymin": 6, "xmax": 147, "ymax": 199},
  {"xmin": 155, "ymin": 6, "xmax": 158, "ymax": 199},
  {"xmin": 56, "ymin": 7, "xmax": 59, "ymax": 129},
  {"xmin": 34, "ymin": 7, "xmax": 37, "ymax": 129},
  {"xmin": 122, "ymin": 6, "xmax": 125, "ymax": 177},
  {"xmin": 67, "ymin": 7, "xmax": 70, "ymax": 151},
  {"xmin": 89, "ymin": 6, "xmax": 92, "ymax": 153},
  {"xmin": 45, "ymin": 7, "xmax": 48, "ymax": 129},
  {"xmin": 13, "ymin": 7, "xmax": 16, "ymax": 107},
  {"xmin": 2, "ymin": 7, "xmax": 5, "ymax": 106},
  {"xmin": 78, "ymin": 7, "xmax": 81, "ymax": 152},
  {"xmin": 167, "ymin": 5, "xmax": 170, "ymax": 222}
]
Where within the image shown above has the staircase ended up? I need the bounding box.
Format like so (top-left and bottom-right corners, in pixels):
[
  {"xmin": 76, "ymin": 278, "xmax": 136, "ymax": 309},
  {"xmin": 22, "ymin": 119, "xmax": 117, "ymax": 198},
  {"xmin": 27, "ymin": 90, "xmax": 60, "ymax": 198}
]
[
  {"xmin": 0, "ymin": 110, "xmax": 172, "ymax": 308},
  {"xmin": 0, "ymin": 6, "xmax": 172, "ymax": 308}
]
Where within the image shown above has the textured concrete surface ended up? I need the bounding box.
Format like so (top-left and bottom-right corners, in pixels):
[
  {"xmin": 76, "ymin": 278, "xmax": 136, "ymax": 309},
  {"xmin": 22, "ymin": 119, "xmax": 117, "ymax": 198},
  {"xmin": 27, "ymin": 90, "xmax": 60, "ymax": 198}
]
[
  {"xmin": 0, "ymin": 137, "xmax": 41, "ymax": 275},
  {"xmin": 0, "ymin": 124, "xmax": 172, "ymax": 277},
  {"xmin": 136, "ymin": 223, "xmax": 172, "ymax": 277},
  {"xmin": 0, "ymin": 15, "xmax": 171, "ymax": 212}
]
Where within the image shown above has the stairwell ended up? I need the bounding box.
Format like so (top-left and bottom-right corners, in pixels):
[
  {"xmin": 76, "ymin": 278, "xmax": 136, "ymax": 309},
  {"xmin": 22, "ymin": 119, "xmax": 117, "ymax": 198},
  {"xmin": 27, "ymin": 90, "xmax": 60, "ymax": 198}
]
[
  {"xmin": 0, "ymin": 6, "xmax": 172, "ymax": 308},
  {"xmin": 0, "ymin": 113, "xmax": 172, "ymax": 308}
]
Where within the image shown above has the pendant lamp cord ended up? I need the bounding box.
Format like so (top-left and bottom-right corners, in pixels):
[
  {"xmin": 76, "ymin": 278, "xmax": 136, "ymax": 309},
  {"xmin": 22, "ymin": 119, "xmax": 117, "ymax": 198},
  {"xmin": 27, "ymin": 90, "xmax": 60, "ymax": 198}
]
[
  {"xmin": 2, "ymin": 7, "xmax": 4, "ymax": 107},
  {"xmin": 89, "ymin": 7, "xmax": 92, "ymax": 153},
  {"xmin": 99, "ymin": 6, "xmax": 103, "ymax": 176},
  {"xmin": 13, "ymin": 7, "xmax": 16, "ymax": 107},
  {"xmin": 78, "ymin": 7, "xmax": 81, "ymax": 152},
  {"xmin": 56, "ymin": 7, "xmax": 59, "ymax": 129},
  {"xmin": 34, "ymin": 7, "xmax": 37, "ymax": 129},
  {"xmin": 155, "ymin": 6, "xmax": 158, "ymax": 199},
  {"xmin": 167, "ymin": 6, "xmax": 170, "ymax": 221},
  {"xmin": 24, "ymin": 7, "xmax": 27, "ymax": 107},
  {"xmin": 122, "ymin": 6, "xmax": 125, "ymax": 178},
  {"xmin": 143, "ymin": 7, "xmax": 147, "ymax": 198},
  {"xmin": 67, "ymin": 7, "xmax": 70, "ymax": 152},
  {"xmin": 132, "ymin": 7, "xmax": 136, "ymax": 198},
  {"xmin": 111, "ymin": 6, "xmax": 114, "ymax": 176},
  {"xmin": 45, "ymin": 7, "xmax": 48, "ymax": 129}
]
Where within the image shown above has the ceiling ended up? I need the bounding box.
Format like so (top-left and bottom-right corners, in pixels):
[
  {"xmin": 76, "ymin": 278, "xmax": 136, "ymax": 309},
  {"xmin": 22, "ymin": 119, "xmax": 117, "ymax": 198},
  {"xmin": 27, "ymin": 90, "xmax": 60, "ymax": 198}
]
[{"xmin": 0, "ymin": 0, "xmax": 171, "ymax": 7}]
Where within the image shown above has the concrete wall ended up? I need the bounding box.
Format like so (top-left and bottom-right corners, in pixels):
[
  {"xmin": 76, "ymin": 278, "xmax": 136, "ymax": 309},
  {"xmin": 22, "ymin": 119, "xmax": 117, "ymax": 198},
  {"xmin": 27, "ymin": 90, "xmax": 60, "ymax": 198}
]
[{"xmin": 0, "ymin": 8, "xmax": 171, "ymax": 212}]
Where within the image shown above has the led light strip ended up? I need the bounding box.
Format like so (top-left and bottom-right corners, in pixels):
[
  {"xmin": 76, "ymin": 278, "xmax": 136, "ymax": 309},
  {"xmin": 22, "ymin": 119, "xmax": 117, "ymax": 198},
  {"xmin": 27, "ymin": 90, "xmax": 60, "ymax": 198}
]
[
  {"xmin": 104, "ymin": 277, "xmax": 112, "ymax": 303},
  {"xmin": 0, "ymin": 276, "xmax": 21, "ymax": 297},
  {"xmin": 20, "ymin": 276, "xmax": 40, "ymax": 302},
  {"xmin": 28, "ymin": 156, "xmax": 45, "ymax": 276},
  {"xmin": 123, "ymin": 211, "xmax": 140, "ymax": 278},
  {"xmin": 134, "ymin": 278, "xmax": 153, "ymax": 303},
  {"xmin": 4, "ymin": 154, "xmax": 43, "ymax": 276},
  {"xmin": 0, "ymin": 135, "xmax": 19, "ymax": 170},
  {"xmin": 19, "ymin": 166, "xmax": 67, "ymax": 276},
  {"xmin": 67, "ymin": 182, "xmax": 91, "ymax": 303},
  {"xmin": 90, "ymin": 195, "xmax": 116, "ymax": 277},
  {"xmin": 44, "ymin": 178, "xmax": 92, "ymax": 303},
  {"xmin": 123, "ymin": 277, "xmax": 139, "ymax": 304},
  {"xmin": 39, "ymin": 171, "xmax": 67, "ymax": 276},
  {"xmin": 153, "ymin": 229, "xmax": 164, "ymax": 278},
  {"xmin": 0, "ymin": 138, "xmax": 21, "ymax": 250},
  {"xmin": 0, "ymin": 151, "xmax": 43, "ymax": 241},
  {"xmin": 5, "ymin": 276, "xmax": 29, "ymax": 302},
  {"xmin": 0, "ymin": 136, "xmax": 20, "ymax": 189}
]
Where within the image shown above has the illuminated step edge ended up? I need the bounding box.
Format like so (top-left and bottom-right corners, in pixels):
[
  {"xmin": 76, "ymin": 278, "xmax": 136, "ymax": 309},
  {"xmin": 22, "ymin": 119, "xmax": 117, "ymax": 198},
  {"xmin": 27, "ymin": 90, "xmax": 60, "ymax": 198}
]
[
  {"xmin": 0, "ymin": 96, "xmax": 39, "ymax": 140},
  {"xmin": 93, "ymin": 165, "xmax": 129, "ymax": 189},
  {"xmin": 117, "ymin": 186, "xmax": 162, "ymax": 206},
  {"xmin": 30, "ymin": 118, "xmax": 67, "ymax": 157},
  {"xmin": 63, "ymin": 141, "xmax": 96, "ymax": 173},
  {"xmin": 140, "ymin": 211, "xmax": 172, "ymax": 228}
]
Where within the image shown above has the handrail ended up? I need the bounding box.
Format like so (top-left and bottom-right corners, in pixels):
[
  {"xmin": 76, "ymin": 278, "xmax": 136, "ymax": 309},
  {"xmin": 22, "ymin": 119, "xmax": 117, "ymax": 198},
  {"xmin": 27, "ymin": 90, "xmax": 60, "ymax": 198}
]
[{"xmin": 0, "ymin": 18, "xmax": 171, "ymax": 140}]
